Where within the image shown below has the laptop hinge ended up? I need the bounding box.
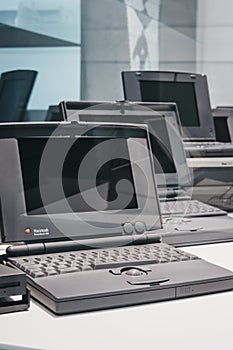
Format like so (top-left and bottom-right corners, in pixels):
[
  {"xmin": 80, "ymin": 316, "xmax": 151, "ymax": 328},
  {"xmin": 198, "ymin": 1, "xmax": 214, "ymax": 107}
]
[
  {"xmin": 158, "ymin": 187, "xmax": 186, "ymax": 199},
  {"xmin": 6, "ymin": 233, "xmax": 161, "ymax": 257}
]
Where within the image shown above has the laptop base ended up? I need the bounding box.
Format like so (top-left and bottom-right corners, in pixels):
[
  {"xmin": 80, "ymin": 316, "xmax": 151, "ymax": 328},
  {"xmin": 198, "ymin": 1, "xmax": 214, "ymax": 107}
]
[{"xmin": 26, "ymin": 259, "xmax": 233, "ymax": 315}]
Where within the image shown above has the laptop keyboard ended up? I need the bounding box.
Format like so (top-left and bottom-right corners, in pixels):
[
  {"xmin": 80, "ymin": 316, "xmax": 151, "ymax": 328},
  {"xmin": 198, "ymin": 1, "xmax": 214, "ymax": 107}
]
[
  {"xmin": 8, "ymin": 243, "xmax": 199, "ymax": 279},
  {"xmin": 161, "ymin": 199, "xmax": 225, "ymax": 217}
]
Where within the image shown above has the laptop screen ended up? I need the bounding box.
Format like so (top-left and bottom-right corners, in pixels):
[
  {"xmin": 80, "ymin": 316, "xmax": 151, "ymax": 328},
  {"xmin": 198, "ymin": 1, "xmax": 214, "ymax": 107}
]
[
  {"xmin": 146, "ymin": 109, "xmax": 191, "ymax": 187},
  {"xmin": 213, "ymin": 117, "xmax": 231, "ymax": 143},
  {"xmin": 0, "ymin": 122, "xmax": 161, "ymax": 243},
  {"xmin": 139, "ymin": 80, "xmax": 200, "ymax": 127},
  {"xmin": 122, "ymin": 71, "xmax": 216, "ymax": 141},
  {"xmin": 149, "ymin": 118, "xmax": 176, "ymax": 174},
  {"xmin": 61, "ymin": 101, "xmax": 191, "ymax": 188},
  {"xmin": 18, "ymin": 137, "xmax": 138, "ymax": 215}
]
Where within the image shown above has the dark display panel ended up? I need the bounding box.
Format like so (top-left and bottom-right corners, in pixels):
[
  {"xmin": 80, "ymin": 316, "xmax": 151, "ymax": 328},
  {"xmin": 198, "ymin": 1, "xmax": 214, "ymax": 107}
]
[
  {"xmin": 18, "ymin": 137, "xmax": 138, "ymax": 215},
  {"xmin": 140, "ymin": 80, "xmax": 200, "ymax": 127}
]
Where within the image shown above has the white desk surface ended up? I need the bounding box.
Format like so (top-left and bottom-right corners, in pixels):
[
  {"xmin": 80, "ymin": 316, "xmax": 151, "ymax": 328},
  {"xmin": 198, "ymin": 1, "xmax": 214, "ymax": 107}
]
[{"xmin": 0, "ymin": 242, "xmax": 233, "ymax": 350}]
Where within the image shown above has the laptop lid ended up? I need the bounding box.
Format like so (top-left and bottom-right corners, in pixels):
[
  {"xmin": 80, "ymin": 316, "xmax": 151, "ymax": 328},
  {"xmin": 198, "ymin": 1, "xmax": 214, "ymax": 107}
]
[
  {"xmin": 121, "ymin": 71, "xmax": 216, "ymax": 141},
  {"xmin": 0, "ymin": 121, "xmax": 161, "ymax": 244},
  {"xmin": 60, "ymin": 101, "xmax": 192, "ymax": 190}
]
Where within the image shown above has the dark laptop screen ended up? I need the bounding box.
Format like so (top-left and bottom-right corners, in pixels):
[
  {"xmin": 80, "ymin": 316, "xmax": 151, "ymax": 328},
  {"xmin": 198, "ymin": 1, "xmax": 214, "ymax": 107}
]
[
  {"xmin": 122, "ymin": 71, "xmax": 215, "ymax": 140},
  {"xmin": 139, "ymin": 80, "xmax": 200, "ymax": 127},
  {"xmin": 18, "ymin": 137, "xmax": 138, "ymax": 215},
  {"xmin": 214, "ymin": 117, "xmax": 231, "ymax": 142},
  {"xmin": 62, "ymin": 101, "xmax": 191, "ymax": 187},
  {"xmin": 0, "ymin": 123, "xmax": 161, "ymax": 243},
  {"xmin": 149, "ymin": 119, "xmax": 176, "ymax": 174},
  {"xmin": 70, "ymin": 114, "xmax": 176, "ymax": 175}
]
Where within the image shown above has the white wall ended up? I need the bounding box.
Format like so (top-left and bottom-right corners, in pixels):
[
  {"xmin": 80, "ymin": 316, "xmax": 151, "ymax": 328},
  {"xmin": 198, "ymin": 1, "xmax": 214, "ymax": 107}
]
[
  {"xmin": 159, "ymin": 0, "xmax": 197, "ymax": 72},
  {"xmin": 81, "ymin": 0, "xmax": 160, "ymax": 100},
  {"xmin": 126, "ymin": 1, "xmax": 160, "ymax": 70},
  {"xmin": 196, "ymin": 0, "xmax": 233, "ymax": 107}
]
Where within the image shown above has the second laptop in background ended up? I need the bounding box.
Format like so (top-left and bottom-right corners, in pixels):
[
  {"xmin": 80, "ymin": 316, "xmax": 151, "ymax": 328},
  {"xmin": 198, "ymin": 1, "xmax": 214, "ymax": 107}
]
[{"xmin": 60, "ymin": 100, "xmax": 233, "ymax": 246}]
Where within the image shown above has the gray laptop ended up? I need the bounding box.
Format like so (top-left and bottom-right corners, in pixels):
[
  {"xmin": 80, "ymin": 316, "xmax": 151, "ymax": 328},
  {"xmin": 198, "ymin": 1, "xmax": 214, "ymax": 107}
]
[
  {"xmin": 60, "ymin": 101, "xmax": 224, "ymax": 213},
  {"xmin": 1, "ymin": 121, "xmax": 233, "ymax": 315},
  {"xmin": 60, "ymin": 101, "xmax": 233, "ymax": 246}
]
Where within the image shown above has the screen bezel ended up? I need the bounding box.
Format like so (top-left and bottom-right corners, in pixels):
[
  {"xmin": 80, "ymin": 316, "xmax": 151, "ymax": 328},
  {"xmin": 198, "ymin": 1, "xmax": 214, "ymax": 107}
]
[
  {"xmin": 121, "ymin": 70, "xmax": 216, "ymax": 141},
  {"xmin": 0, "ymin": 123, "xmax": 161, "ymax": 243},
  {"xmin": 61, "ymin": 101, "xmax": 191, "ymax": 188}
]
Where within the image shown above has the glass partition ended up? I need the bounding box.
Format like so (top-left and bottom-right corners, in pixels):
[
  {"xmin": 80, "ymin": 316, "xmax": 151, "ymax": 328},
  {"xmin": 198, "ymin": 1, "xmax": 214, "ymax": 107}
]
[
  {"xmin": 0, "ymin": 0, "xmax": 80, "ymax": 120},
  {"xmin": 1, "ymin": 0, "xmax": 233, "ymax": 117}
]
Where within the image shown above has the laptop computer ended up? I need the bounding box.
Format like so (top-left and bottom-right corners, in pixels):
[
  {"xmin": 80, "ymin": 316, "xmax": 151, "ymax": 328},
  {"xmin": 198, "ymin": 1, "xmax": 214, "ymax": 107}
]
[
  {"xmin": 121, "ymin": 70, "xmax": 233, "ymax": 157},
  {"xmin": 60, "ymin": 101, "xmax": 225, "ymax": 213},
  {"xmin": 60, "ymin": 100, "xmax": 233, "ymax": 246},
  {"xmin": 1, "ymin": 121, "xmax": 233, "ymax": 315}
]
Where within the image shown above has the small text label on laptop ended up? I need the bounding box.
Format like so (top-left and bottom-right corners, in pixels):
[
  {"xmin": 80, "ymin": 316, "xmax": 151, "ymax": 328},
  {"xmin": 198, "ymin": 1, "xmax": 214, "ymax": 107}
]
[{"xmin": 33, "ymin": 228, "xmax": 50, "ymax": 236}]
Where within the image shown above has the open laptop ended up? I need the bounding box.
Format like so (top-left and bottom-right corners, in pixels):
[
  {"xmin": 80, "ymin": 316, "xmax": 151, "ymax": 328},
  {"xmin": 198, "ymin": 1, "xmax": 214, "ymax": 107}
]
[
  {"xmin": 121, "ymin": 70, "xmax": 233, "ymax": 157},
  {"xmin": 60, "ymin": 100, "xmax": 227, "ymax": 216},
  {"xmin": 1, "ymin": 121, "xmax": 233, "ymax": 315},
  {"xmin": 60, "ymin": 101, "xmax": 233, "ymax": 246}
]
